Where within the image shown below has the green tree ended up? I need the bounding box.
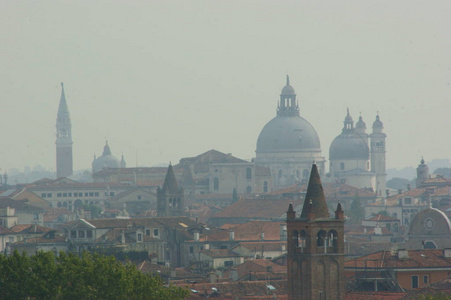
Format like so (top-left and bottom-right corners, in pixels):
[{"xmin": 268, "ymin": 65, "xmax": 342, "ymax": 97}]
[
  {"xmin": 348, "ymin": 193, "xmax": 365, "ymax": 224},
  {"xmin": 0, "ymin": 250, "xmax": 188, "ymax": 300}
]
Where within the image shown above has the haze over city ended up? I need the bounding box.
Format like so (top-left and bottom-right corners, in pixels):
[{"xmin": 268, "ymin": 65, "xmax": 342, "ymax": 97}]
[{"xmin": 1, "ymin": 1, "xmax": 450, "ymax": 173}]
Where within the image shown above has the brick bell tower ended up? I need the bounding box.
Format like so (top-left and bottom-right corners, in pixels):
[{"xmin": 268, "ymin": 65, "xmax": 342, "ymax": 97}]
[{"xmin": 287, "ymin": 163, "xmax": 345, "ymax": 300}]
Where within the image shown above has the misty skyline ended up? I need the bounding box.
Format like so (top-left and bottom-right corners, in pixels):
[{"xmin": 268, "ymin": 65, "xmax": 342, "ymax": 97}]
[{"xmin": 1, "ymin": 1, "xmax": 450, "ymax": 173}]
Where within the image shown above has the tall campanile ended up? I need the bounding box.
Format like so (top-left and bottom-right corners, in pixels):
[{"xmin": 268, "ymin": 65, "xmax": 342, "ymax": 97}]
[
  {"xmin": 287, "ymin": 164, "xmax": 345, "ymax": 300},
  {"xmin": 56, "ymin": 82, "xmax": 73, "ymax": 178}
]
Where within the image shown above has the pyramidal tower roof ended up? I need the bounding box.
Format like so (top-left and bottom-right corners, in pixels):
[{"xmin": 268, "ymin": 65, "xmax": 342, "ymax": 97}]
[
  {"xmin": 162, "ymin": 163, "xmax": 178, "ymax": 191},
  {"xmin": 300, "ymin": 163, "xmax": 329, "ymax": 219},
  {"xmin": 57, "ymin": 82, "xmax": 71, "ymax": 121}
]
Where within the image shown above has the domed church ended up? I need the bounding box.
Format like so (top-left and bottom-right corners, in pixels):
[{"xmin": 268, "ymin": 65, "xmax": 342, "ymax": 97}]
[
  {"xmin": 255, "ymin": 76, "xmax": 325, "ymax": 189},
  {"xmin": 329, "ymin": 109, "xmax": 386, "ymax": 196},
  {"xmin": 92, "ymin": 141, "xmax": 126, "ymax": 174}
]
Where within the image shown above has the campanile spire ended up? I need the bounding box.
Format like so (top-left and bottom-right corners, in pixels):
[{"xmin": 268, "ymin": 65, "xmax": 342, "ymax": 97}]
[{"xmin": 56, "ymin": 82, "xmax": 73, "ymax": 178}]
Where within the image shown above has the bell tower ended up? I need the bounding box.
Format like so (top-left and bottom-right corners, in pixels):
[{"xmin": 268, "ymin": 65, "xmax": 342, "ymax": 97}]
[
  {"xmin": 370, "ymin": 114, "xmax": 387, "ymax": 196},
  {"xmin": 287, "ymin": 164, "xmax": 345, "ymax": 300},
  {"xmin": 56, "ymin": 83, "xmax": 73, "ymax": 178},
  {"xmin": 157, "ymin": 164, "xmax": 185, "ymax": 217}
]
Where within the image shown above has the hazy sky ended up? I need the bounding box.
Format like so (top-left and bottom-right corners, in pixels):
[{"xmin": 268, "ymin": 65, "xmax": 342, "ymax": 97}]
[{"xmin": 1, "ymin": 1, "xmax": 450, "ymax": 173}]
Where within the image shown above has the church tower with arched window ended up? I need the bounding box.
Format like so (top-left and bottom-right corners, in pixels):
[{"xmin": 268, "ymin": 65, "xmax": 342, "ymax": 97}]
[
  {"xmin": 287, "ymin": 163, "xmax": 345, "ymax": 300},
  {"xmin": 56, "ymin": 83, "xmax": 73, "ymax": 178}
]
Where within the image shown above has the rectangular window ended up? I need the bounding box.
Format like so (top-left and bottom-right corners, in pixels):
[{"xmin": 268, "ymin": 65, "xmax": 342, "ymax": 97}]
[
  {"xmin": 224, "ymin": 261, "xmax": 233, "ymax": 267},
  {"xmin": 57, "ymin": 193, "xmax": 62, "ymax": 197},
  {"xmin": 189, "ymin": 246, "xmax": 194, "ymax": 254},
  {"xmin": 146, "ymin": 229, "xmax": 150, "ymax": 236},
  {"xmin": 412, "ymin": 275, "xmax": 419, "ymax": 289},
  {"xmin": 86, "ymin": 230, "xmax": 93, "ymax": 238},
  {"xmin": 423, "ymin": 275, "xmax": 428, "ymax": 284},
  {"xmin": 47, "ymin": 193, "xmax": 52, "ymax": 198},
  {"xmin": 78, "ymin": 230, "xmax": 85, "ymax": 238},
  {"xmin": 41, "ymin": 193, "xmax": 46, "ymax": 198},
  {"xmin": 153, "ymin": 229, "xmax": 159, "ymax": 236},
  {"xmin": 137, "ymin": 233, "xmax": 142, "ymax": 242},
  {"xmin": 71, "ymin": 231, "xmax": 76, "ymax": 238},
  {"xmin": 85, "ymin": 192, "xmax": 89, "ymax": 197},
  {"xmin": 138, "ymin": 196, "xmax": 142, "ymax": 200},
  {"xmin": 63, "ymin": 193, "xmax": 67, "ymax": 197},
  {"xmin": 89, "ymin": 192, "xmax": 94, "ymax": 197},
  {"xmin": 94, "ymin": 192, "xmax": 99, "ymax": 197},
  {"xmin": 68, "ymin": 193, "xmax": 72, "ymax": 197}
]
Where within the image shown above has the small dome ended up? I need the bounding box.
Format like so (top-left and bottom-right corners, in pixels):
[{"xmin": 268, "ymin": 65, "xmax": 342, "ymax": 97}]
[
  {"xmin": 281, "ymin": 85, "xmax": 295, "ymax": 95},
  {"xmin": 281, "ymin": 75, "xmax": 296, "ymax": 95},
  {"xmin": 356, "ymin": 116, "xmax": 366, "ymax": 130},
  {"xmin": 372, "ymin": 115, "xmax": 383, "ymax": 129},
  {"xmin": 329, "ymin": 133, "xmax": 369, "ymax": 160},
  {"xmin": 256, "ymin": 115, "xmax": 321, "ymax": 153},
  {"xmin": 408, "ymin": 208, "xmax": 451, "ymax": 237}
]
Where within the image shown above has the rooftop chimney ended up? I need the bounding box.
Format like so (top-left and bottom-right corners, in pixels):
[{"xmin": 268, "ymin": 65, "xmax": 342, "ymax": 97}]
[
  {"xmin": 444, "ymin": 249, "xmax": 451, "ymax": 258},
  {"xmin": 398, "ymin": 249, "xmax": 409, "ymax": 259},
  {"xmin": 229, "ymin": 230, "xmax": 235, "ymax": 241}
]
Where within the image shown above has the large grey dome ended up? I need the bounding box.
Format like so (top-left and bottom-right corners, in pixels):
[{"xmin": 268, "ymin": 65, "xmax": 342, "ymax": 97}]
[
  {"xmin": 256, "ymin": 115, "xmax": 321, "ymax": 153},
  {"xmin": 329, "ymin": 133, "xmax": 369, "ymax": 160},
  {"xmin": 92, "ymin": 142, "xmax": 121, "ymax": 173}
]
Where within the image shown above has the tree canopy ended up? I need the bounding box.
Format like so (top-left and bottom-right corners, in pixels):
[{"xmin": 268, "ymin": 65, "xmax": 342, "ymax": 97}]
[{"xmin": 0, "ymin": 250, "xmax": 188, "ymax": 300}]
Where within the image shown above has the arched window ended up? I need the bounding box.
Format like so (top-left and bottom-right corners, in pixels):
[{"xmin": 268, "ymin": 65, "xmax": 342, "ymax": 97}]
[
  {"xmin": 328, "ymin": 230, "xmax": 338, "ymax": 252},
  {"xmin": 292, "ymin": 230, "xmax": 299, "ymax": 248},
  {"xmin": 246, "ymin": 168, "xmax": 252, "ymax": 180},
  {"xmin": 263, "ymin": 181, "xmax": 268, "ymax": 193},
  {"xmin": 317, "ymin": 230, "xmax": 327, "ymax": 247},
  {"xmin": 213, "ymin": 177, "xmax": 219, "ymax": 190},
  {"xmin": 299, "ymin": 230, "xmax": 307, "ymax": 249}
]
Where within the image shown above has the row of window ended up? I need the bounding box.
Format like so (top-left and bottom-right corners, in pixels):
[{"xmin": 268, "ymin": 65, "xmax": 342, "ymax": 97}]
[
  {"xmin": 41, "ymin": 192, "xmax": 115, "ymax": 198},
  {"xmin": 71, "ymin": 230, "xmax": 93, "ymax": 239}
]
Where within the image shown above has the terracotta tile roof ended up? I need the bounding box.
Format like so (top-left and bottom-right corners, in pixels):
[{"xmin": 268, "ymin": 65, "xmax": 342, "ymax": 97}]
[
  {"xmin": 422, "ymin": 176, "xmax": 451, "ymax": 185},
  {"xmin": 212, "ymin": 198, "xmax": 293, "ymax": 219},
  {"xmin": 67, "ymin": 216, "xmax": 200, "ymax": 231},
  {"xmin": 401, "ymin": 277, "xmax": 451, "ymax": 299},
  {"xmin": 177, "ymin": 149, "xmax": 248, "ymax": 174},
  {"xmin": 0, "ymin": 197, "xmax": 44, "ymax": 212},
  {"xmin": 345, "ymin": 249, "xmax": 451, "ymax": 269},
  {"xmin": 94, "ymin": 167, "xmax": 169, "ymax": 176},
  {"xmin": 322, "ymin": 183, "xmax": 377, "ymax": 199},
  {"xmin": 202, "ymin": 221, "xmax": 283, "ymax": 241},
  {"xmin": 234, "ymin": 241, "xmax": 286, "ymax": 252},
  {"xmin": 180, "ymin": 280, "xmax": 288, "ymax": 299},
  {"xmin": 371, "ymin": 186, "xmax": 451, "ymax": 207},
  {"xmin": 346, "ymin": 226, "xmax": 392, "ymax": 236},
  {"xmin": 13, "ymin": 235, "xmax": 66, "ymax": 244},
  {"xmin": 346, "ymin": 292, "xmax": 406, "ymax": 300},
  {"xmin": 0, "ymin": 226, "xmax": 14, "ymax": 234},
  {"xmin": 200, "ymin": 249, "xmax": 242, "ymax": 258},
  {"xmin": 10, "ymin": 224, "xmax": 55, "ymax": 234}
]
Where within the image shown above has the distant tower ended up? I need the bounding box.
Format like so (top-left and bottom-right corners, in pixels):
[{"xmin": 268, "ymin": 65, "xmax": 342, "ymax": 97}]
[
  {"xmin": 287, "ymin": 164, "xmax": 345, "ymax": 300},
  {"xmin": 370, "ymin": 114, "xmax": 387, "ymax": 196},
  {"xmin": 56, "ymin": 83, "xmax": 73, "ymax": 178},
  {"xmin": 120, "ymin": 154, "xmax": 126, "ymax": 168},
  {"xmin": 416, "ymin": 158, "xmax": 429, "ymax": 188},
  {"xmin": 157, "ymin": 164, "xmax": 185, "ymax": 217}
]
